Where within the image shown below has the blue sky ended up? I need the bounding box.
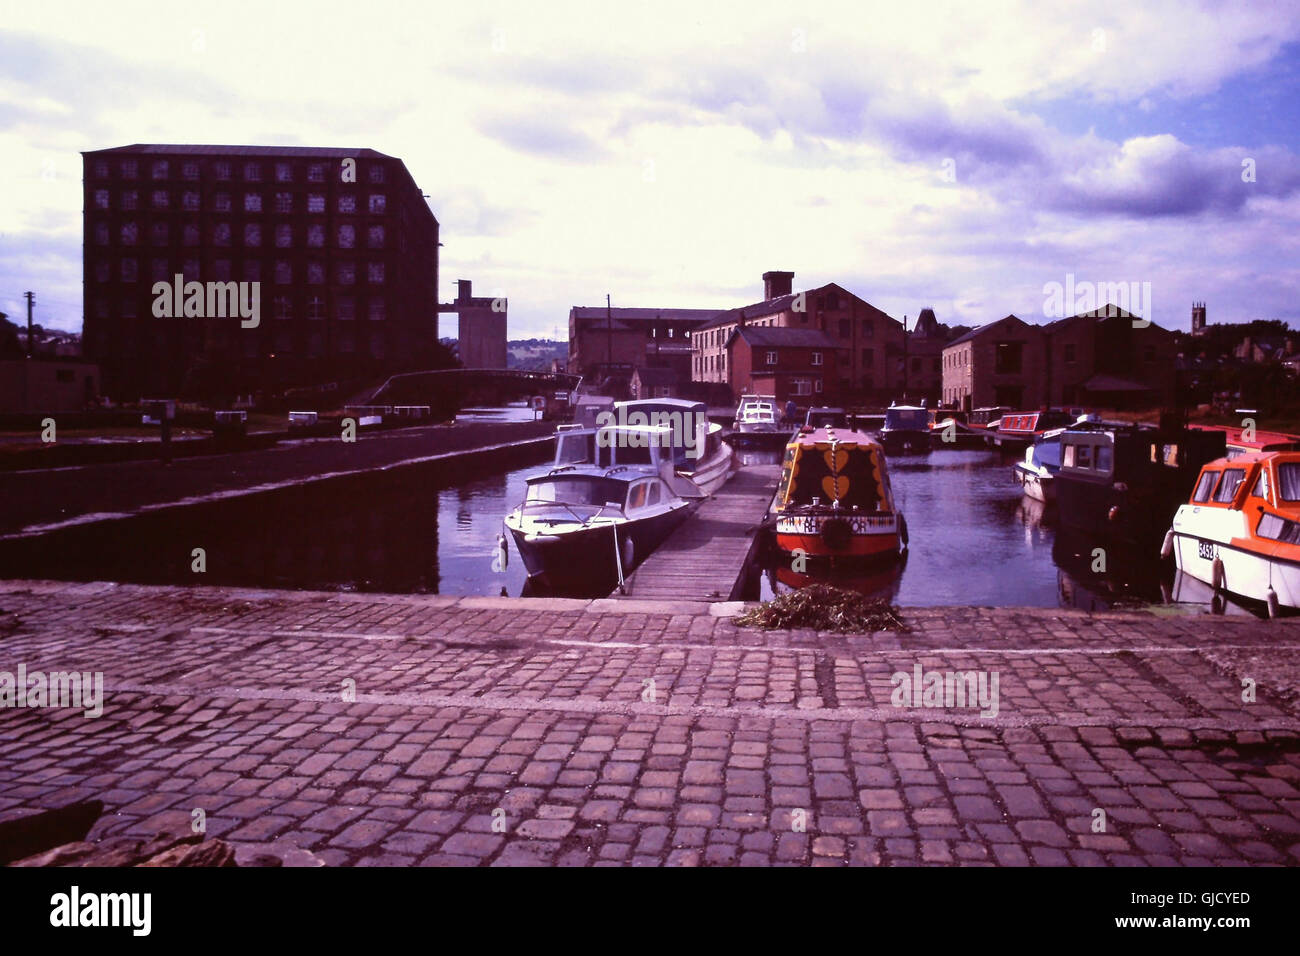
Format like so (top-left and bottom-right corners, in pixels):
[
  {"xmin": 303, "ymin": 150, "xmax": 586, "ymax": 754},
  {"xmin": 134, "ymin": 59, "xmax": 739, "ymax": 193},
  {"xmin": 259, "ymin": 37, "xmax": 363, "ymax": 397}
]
[{"xmin": 1, "ymin": 0, "xmax": 1299, "ymax": 339}]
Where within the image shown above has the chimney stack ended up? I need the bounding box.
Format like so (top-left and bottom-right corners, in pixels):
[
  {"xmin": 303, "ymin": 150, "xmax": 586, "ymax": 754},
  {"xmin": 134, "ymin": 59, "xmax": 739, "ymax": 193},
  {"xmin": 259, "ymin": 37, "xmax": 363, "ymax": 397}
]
[
  {"xmin": 762, "ymin": 271, "xmax": 794, "ymax": 301},
  {"xmin": 457, "ymin": 279, "xmax": 473, "ymax": 302}
]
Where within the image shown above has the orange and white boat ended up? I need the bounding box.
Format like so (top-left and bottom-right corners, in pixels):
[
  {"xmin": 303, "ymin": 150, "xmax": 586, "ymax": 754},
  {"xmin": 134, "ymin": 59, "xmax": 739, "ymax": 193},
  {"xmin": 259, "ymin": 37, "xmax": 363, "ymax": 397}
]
[
  {"xmin": 1163, "ymin": 450, "xmax": 1300, "ymax": 615},
  {"xmin": 769, "ymin": 426, "xmax": 907, "ymax": 561}
]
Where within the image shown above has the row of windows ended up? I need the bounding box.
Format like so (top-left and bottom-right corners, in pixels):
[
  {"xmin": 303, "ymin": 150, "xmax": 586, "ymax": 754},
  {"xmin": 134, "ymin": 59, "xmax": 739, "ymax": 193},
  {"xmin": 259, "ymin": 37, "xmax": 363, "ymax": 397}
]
[
  {"xmin": 93, "ymin": 190, "xmax": 388, "ymax": 214},
  {"xmin": 92, "ymin": 258, "xmax": 386, "ymax": 285},
  {"xmin": 90, "ymin": 158, "xmax": 386, "ymax": 185},
  {"xmin": 93, "ymin": 221, "xmax": 386, "ymax": 249},
  {"xmin": 103, "ymin": 331, "xmax": 392, "ymax": 359},
  {"xmin": 91, "ymin": 294, "xmax": 387, "ymax": 321}
]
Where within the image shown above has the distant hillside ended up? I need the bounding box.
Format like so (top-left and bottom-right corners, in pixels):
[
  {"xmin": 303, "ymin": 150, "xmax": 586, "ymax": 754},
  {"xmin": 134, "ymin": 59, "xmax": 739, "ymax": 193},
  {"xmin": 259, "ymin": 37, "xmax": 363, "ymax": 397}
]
[{"xmin": 506, "ymin": 339, "xmax": 568, "ymax": 370}]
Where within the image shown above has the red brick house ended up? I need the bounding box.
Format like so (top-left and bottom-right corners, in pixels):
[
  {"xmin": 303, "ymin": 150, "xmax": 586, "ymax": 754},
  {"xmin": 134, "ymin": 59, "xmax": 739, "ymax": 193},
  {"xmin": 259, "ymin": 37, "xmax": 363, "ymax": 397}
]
[{"xmin": 726, "ymin": 326, "xmax": 842, "ymax": 406}]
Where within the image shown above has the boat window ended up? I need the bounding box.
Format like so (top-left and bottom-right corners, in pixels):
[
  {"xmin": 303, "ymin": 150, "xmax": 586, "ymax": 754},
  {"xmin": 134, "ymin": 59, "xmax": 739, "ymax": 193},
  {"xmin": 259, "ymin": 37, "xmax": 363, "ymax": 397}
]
[
  {"xmin": 1213, "ymin": 468, "xmax": 1246, "ymax": 503},
  {"xmin": 526, "ymin": 477, "xmax": 621, "ymax": 506},
  {"xmin": 556, "ymin": 432, "xmax": 593, "ymax": 465},
  {"xmin": 1062, "ymin": 444, "xmax": 1076, "ymax": 468},
  {"xmin": 627, "ymin": 482, "xmax": 650, "ymax": 510},
  {"xmin": 647, "ymin": 482, "xmax": 661, "ymax": 505},
  {"xmin": 1279, "ymin": 463, "xmax": 1300, "ymax": 501},
  {"xmin": 1076, "ymin": 444, "xmax": 1092, "ymax": 469},
  {"xmin": 1258, "ymin": 512, "xmax": 1300, "ymax": 544},
  {"xmin": 1252, "ymin": 469, "xmax": 1268, "ymax": 500},
  {"xmin": 1095, "ymin": 444, "xmax": 1113, "ymax": 473},
  {"xmin": 1192, "ymin": 470, "xmax": 1218, "ymax": 502}
]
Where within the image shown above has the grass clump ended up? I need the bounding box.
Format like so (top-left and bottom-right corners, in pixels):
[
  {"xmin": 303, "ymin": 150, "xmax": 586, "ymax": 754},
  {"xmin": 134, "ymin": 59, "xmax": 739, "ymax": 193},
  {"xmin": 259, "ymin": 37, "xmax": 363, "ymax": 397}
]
[{"xmin": 733, "ymin": 585, "xmax": 908, "ymax": 633}]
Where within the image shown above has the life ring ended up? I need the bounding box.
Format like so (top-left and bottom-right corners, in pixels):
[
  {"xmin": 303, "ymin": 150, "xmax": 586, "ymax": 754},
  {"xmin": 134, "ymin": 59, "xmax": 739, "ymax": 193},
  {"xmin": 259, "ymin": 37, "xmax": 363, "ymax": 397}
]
[{"xmin": 822, "ymin": 517, "xmax": 853, "ymax": 551}]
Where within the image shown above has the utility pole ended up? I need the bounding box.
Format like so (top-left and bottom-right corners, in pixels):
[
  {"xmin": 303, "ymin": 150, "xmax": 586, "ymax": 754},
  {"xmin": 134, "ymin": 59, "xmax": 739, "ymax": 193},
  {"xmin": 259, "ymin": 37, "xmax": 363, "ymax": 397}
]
[
  {"xmin": 902, "ymin": 314, "xmax": 909, "ymax": 400},
  {"xmin": 24, "ymin": 291, "xmax": 34, "ymax": 412},
  {"xmin": 25, "ymin": 291, "xmax": 34, "ymax": 357},
  {"xmin": 606, "ymin": 293, "xmax": 613, "ymax": 377}
]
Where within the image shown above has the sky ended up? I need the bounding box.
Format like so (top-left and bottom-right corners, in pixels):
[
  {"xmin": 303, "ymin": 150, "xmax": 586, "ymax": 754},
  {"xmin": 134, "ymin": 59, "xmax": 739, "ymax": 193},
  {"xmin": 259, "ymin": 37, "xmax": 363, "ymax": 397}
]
[{"xmin": 2, "ymin": 0, "xmax": 1299, "ymax": 340}]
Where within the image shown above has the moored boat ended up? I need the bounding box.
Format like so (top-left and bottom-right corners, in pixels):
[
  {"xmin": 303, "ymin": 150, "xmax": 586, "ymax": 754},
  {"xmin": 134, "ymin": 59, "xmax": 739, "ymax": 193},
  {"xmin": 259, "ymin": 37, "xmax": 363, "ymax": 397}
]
[
  {"xmin": 505, "ymin": 423, "xmax": 701, "ymax": 593},
  {"xmin": 1054, "ymin": 419, "xmax": 1226, "ymax": 548},
  {"xmin": 730, "ymin": 395, "xmax": 788, "ymax": 447},
  {"xmin": 879, "ymin": 403, "xmax": 931, "ymax": 453},
  {"xmin": 768, "ymin": 426, "xmax": 907, "ymax": 562},
  {"xmin": 552, "ymin": 398, "xmax": 735, "ymax": 496},
  {"xmin": 1013, "ymin": 428, "xmax": 1065, "ymax": 502},
  {"xmin": 989, "ymin": 409, "xmax": 1075, "ymax": 451},
  {"xmin": 928, "ymin": 409, "xmax": 987, "ymax": 448},
  {"xmin": 1164, "ymin": 450, "xmax": 1300, "ymax": 615}
]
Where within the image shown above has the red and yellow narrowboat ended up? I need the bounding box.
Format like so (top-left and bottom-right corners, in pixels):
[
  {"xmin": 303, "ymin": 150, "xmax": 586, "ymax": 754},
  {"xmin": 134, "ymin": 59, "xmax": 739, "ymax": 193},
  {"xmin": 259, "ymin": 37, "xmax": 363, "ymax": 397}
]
[
  {"xmin": 1164, "ymin": 450, "xmax": 1300, "ymax": 615},
  {"xmin": 769, "ymin": 426, "xmax": 907, "ymax": 561}
]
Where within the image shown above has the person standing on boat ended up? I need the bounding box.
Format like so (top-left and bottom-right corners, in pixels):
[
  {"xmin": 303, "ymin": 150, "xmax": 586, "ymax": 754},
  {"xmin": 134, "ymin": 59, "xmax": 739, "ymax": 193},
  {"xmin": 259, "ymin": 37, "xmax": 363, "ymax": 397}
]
[{"xmin": 785, "ymin": 399, "xmax": 797, "ymax": 424}]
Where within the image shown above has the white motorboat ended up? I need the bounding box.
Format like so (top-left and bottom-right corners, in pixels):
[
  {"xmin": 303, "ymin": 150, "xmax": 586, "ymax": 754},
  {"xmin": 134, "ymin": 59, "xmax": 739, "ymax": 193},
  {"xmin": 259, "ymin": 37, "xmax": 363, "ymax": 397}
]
[{"xmin": 505, "ymin": 423, "xmax": 701, "ymax": 593}]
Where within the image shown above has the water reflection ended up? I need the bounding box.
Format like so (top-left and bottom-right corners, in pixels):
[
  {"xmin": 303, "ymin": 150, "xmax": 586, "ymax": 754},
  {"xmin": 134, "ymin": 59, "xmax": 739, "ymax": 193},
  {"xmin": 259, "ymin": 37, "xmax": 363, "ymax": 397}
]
[{"xmin": 0, "ymin": 430, "xmax": 1268, "ymax": 614}]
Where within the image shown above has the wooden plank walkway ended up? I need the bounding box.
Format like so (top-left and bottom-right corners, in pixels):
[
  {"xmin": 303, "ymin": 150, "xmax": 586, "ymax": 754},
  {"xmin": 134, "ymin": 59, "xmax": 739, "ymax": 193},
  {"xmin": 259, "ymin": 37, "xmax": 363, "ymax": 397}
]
[{"xmin": 617, "ymin": 464, "xmax": 783, "ymax": 602}]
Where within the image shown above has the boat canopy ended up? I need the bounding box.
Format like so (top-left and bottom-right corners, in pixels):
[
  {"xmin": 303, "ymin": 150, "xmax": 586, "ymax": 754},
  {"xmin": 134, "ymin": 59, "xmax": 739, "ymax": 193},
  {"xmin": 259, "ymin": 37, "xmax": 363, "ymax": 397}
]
[
  {"xmin": 884, "ymin": 406, "xmax": 928, "ymax": 430},
  {"xmin": 777, "ymin": 435, "xmax": 893, "ymax": 512}
]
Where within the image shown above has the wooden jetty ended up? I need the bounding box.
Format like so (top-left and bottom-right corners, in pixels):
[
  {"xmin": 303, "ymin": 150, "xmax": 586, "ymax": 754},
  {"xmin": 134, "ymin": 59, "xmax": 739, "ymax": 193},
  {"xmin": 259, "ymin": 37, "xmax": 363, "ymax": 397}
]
[{"xmin": 616, "ymin": 464, "xmax": 783, "ymax": 602}]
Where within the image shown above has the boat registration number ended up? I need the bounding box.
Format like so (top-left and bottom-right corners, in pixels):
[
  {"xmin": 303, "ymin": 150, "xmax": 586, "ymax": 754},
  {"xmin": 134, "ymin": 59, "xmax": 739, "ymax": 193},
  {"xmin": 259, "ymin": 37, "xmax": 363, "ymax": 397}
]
[{"xmin": 1197, "ymin": 539, "xmax": 1216, "ymax": 560}]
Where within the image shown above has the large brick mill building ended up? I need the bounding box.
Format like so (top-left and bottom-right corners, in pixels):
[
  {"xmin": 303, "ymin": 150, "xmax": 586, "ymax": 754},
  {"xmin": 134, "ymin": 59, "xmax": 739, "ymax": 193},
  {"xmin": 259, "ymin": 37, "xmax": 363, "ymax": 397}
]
[{"xmin": 81, "ymin": 144, "xmax": 440, "ymax": 401}]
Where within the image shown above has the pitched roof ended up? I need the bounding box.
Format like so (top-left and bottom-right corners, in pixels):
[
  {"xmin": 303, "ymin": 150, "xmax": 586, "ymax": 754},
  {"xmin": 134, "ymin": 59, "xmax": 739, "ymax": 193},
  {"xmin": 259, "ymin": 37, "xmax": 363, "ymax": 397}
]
[
  {"xmin": 944, "ymin": 315, "xmax": 1026, "ymax": 348},
  {"xmin": 729, "ymin": 326, "xmax": 840, "ymax": 349},
  {"xmin": 695, "ymin": 282, "xmax": 898, "ymax": 332}
]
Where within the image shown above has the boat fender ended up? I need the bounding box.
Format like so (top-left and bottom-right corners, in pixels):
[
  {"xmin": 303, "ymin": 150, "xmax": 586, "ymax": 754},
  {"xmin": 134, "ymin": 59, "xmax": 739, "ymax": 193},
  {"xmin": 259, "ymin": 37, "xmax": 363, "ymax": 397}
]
[
  {"xmin": 1267, "ymin": 588, "xmax": 1280, "ymax": 619},
  {"xmin": 1107, "ymin": 505, "xmax": 1120, "ymax": 522},
  {"xmin": 622, "ymin": 536, "xmax": 634, "ymax": 570},
  {"xmin": 1160, "ymin": 529, "xmax": 1174, "ymax": 559},
  {"xmin": 899, "ymin": 514, "xmax": 909, "ymax": 551},
  {"xmin": 822, "ymin": 517, "xmax": 853, "ymax": 551},
  {"xmin": 493, "ymin": 533, "xmax": 509, "ymax": 572},
  {"xmin": 1211, "ymin": 556, "xmax": 1225, "ymax": 591}
]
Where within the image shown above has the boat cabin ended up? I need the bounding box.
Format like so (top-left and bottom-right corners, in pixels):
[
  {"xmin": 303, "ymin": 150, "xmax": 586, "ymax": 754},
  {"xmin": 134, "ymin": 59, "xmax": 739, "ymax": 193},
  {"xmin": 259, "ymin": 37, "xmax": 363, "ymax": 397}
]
[
  {"xmin": 774, "ymin": 430, "xmax": 896, "ymax": 514},
  {"xmin": 882, "ymin": 405, "xmax": 928, "ymax": 431},
  {"xmin": 1186, "ymin": 451, "xmax": 1300, "ymax": 531},
  {"xmin": 523, "ymin": 470, "xmax": 674, "ymax": 521},
  {"xmin": 804, "ymin": 406, "xmax": 848, "ymax": 429}
]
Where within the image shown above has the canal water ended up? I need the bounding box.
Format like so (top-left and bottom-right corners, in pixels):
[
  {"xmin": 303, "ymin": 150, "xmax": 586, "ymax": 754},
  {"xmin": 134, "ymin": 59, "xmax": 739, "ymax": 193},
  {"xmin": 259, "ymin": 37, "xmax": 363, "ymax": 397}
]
[{"xmin": 0, "ymin": 434, "xmax": 1201, "ymax": 611}]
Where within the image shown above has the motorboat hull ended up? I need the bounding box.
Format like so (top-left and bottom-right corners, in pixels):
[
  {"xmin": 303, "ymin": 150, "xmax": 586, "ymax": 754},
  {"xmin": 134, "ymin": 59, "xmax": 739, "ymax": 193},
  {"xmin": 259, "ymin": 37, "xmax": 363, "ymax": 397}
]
[
  {"xmin": 1169, "ymin": 505, "xmax": 1300, "ymax": 608},
  {"xmin": 1013, "ymin": 462, "xmax": 1055, "ymax": 503},
  {"xmin": 507, "ymin": 503, "xmax": 695, "ymax": 594}
]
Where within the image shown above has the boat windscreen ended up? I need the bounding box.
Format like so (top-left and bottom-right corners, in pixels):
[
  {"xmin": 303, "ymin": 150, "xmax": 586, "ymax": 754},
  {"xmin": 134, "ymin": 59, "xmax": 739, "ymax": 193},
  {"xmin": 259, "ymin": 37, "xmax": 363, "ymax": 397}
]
[
  {"xmin": 787, "ymin": 444, "xmax": 884, "ymax": 509},
  {"xmin": 526, "ymin": 476, "xmax": 624, "ymax": 506}
]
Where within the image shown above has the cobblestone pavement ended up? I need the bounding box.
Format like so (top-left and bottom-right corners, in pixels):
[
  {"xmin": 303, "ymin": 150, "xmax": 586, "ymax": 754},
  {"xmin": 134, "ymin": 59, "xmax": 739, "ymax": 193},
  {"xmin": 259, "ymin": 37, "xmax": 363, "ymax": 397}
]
[{"xmin": 1, "ymin": 580, "xmax": 1299, "ymax": 866}]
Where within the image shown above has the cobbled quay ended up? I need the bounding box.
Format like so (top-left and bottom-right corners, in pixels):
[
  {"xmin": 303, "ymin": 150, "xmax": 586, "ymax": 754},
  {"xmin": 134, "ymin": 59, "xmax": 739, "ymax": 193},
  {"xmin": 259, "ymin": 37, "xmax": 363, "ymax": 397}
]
[{"xmin": 2, "ymin": 579, "xmax": 1299, "ymax": 866}]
